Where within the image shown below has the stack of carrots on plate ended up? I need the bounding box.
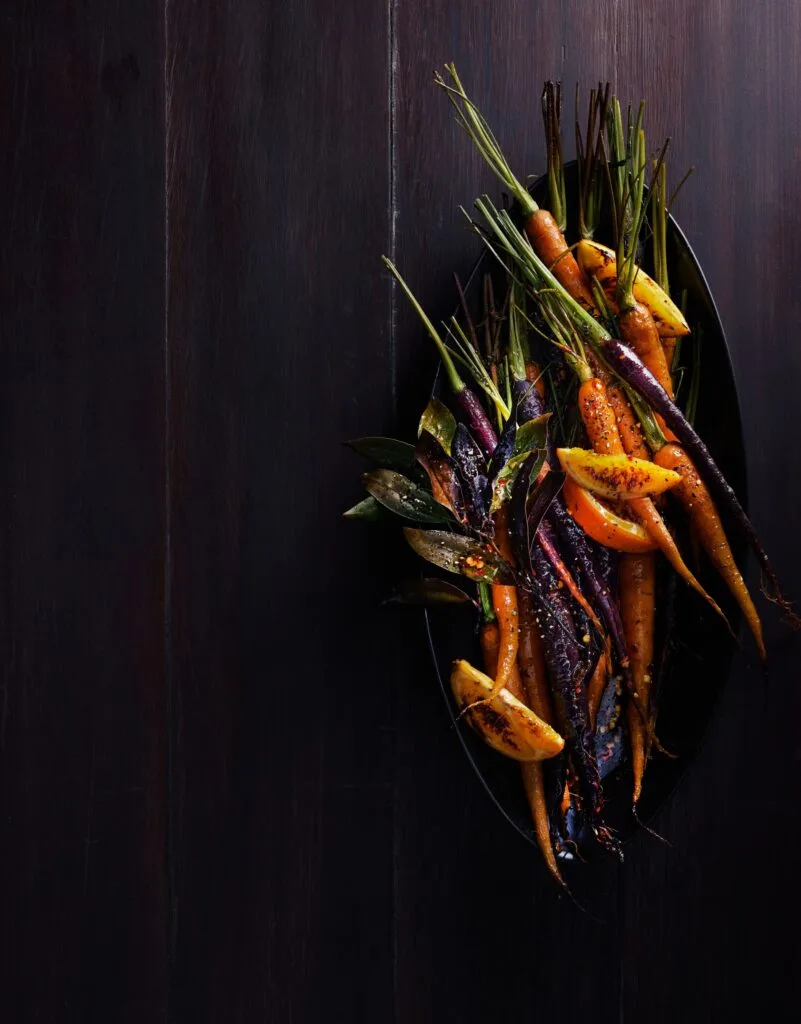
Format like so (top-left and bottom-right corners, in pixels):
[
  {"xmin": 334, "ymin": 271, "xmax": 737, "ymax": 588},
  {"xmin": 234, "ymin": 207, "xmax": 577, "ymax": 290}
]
[{"xmin": 345, "ymin": 67, "xmax": 796, "ymax": 887}]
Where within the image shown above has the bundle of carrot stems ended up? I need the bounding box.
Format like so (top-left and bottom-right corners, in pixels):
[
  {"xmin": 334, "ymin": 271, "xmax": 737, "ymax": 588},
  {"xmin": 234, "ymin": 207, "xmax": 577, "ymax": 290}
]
[{"xmin": 345, "ymin": 67, "xmax": 797, "ymax": 886}]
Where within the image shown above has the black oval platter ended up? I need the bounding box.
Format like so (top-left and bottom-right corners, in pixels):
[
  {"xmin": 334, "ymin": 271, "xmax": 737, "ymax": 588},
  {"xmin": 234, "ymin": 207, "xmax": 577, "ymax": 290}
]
[{"xmin": 423, "ymin": 161, "xmax": 747, "ymax": 861}]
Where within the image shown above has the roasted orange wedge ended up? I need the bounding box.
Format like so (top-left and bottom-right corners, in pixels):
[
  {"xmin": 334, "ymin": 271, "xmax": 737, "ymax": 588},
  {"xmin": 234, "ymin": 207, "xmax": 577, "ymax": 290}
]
[
  {"xmin": 450, "ymin": 660, "xmax": 564, "ymax": 762},
  {"xmin": 557, "ymin": 447, "xmax": 681, "ymax": 500},
  {"xmin": 577, "ymin": 239, "xmax": 690, "ymax": 337},
  {"xmin": 563, "ymin": 476, "xmax": 657, "ymax": 553}
]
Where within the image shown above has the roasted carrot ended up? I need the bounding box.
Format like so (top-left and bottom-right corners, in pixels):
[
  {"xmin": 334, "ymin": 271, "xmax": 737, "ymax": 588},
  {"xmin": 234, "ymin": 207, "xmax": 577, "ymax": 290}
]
[
  {"xmin": 599, "ymin": 332, "xmax": 797, "ymax": 626},
  {"xmin": 576, "ymin": 239, "xmax": 690, "ymax": 339},
  {"xmin": 517, "ymin": 590, "xmax": 555, "ymax": 724},
  {"xmin": 619, "ymin": 301, "xmax": 675, "ymax": 399},
  {"xmin": 605, "ymin": 378, "xmax": 651, "ymax": 460},
  {"xmin": 617, "ymin": 301, "xmax": 679, "ymax": 443},
  {"xmin": 481, "ymin": 614, "xmax": 563, "ymax": 886},
  {"xmin": 587, "ymin": 646, "xmax": 611, "ymax": 731},
  {"xmin": 605, "ymin": 108, "xmax": 679, "ymax": 437},
  {"xmin": 491, "ymin": 582, "xmax": 519, "ymax": 694},
  {"xmin": 620, "ymin": 552, "xmax": 657, "ymax": 804},
  {"xmin": 650, "ymin": 157, "xmax": 681, "ymax": 374},
  {"xmin": 490, "ymin": 506, "xmax": 520, "ymax": 696},
  {"xmin": 537, "ymin": 520, "xmax": 605, "ymax": 637},
  {"xmin": 654, "ymin": 443, "xmax": 766, "ymax": 662},
  {"xmin": 577, "ymin": 376, "xmax": 723, "ymax": 617},
  {"xmin": 644, "ymin": 155, "xmax": 766, "ymax": 656},
  {"xmin": 520, "ymin": 764, "xmax": 563, "ymax": 884},
  {"xmin": 437, "ymin": 65, "xmax": 596, "ymax": 312},
  {"xmin": 524, "ymin": 209, "xmax": 595, "ymax": 310},
  {"xmin": 577, "ymin": 376, "xmax": 625, "ymax": 455}
]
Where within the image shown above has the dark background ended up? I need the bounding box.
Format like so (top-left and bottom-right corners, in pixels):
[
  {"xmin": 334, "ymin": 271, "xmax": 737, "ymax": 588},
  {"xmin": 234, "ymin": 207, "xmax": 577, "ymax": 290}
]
[{"xmin": 2, "ymin": 1, "xmax": 801, "ymax": 1021}]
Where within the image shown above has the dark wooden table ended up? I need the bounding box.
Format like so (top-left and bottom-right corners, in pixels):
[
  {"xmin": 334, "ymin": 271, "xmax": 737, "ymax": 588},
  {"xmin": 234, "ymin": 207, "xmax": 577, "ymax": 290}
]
[{"xmin": 3, "ymin": 1, "xmax": 801, "ymax": 1020}]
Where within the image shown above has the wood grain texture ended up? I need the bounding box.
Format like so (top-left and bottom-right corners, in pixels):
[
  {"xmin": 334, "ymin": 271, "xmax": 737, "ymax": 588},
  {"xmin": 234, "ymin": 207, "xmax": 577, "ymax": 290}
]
[
  {"xmin": 166, "ymin": 1, "xmax": 396, "ymax": 1020},
  {"xmin": 0, "ymin": 2, "xmax": 168, "ymax": 1021},
  {"xmin": 3, "ymin": 0, "xmax": 801, "ymax": 1021}
]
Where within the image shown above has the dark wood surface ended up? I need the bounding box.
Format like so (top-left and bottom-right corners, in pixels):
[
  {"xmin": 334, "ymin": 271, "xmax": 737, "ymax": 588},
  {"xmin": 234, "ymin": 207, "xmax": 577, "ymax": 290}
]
[{"xmin": 2, "ymin": 1, "xmax": 801, "ymax": 1020}]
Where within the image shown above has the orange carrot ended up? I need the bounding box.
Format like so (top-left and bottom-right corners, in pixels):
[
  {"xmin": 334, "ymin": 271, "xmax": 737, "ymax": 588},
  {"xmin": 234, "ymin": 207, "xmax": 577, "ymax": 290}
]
[
  {"xmin": 577, "ymin": 376, "xmax": 625, "ymax": 455},
  {"xmin": 605, "ymin": 379, "xmax": 651, "ymax": 460},
  {"xmin": 481, "ymin": 617, "xmax": 562, "ymax": 886},
  {"xmin": 654, "ymin": 443, "xmax": 766, "ymax": 662},
  {"xmin": 524, "ymin": 209, "xmax": 596, "ymax": 311},
  {"xmin": 620, "ymin": 552, "xmax": 656, "ymax": 804},
  {"xmin": 596, "ymin": 369, "xmax": 658, "ymax": 792},
  {"xmin": 491, "ymin": 582, "xmax": 519, "ymax": 694},
  {"xmin": 618, "ymin": 301, "xmax": 678, "ymax": 441},
  {"xmin": 537, "ymin": 526, "xmax": 605, "ymax": 636},
  {"xmin": 577, "ymin": 376, "xmax": 724, "ymax": 617},
  {"xmin": 490, "ymin": 506, "xmax": 520, "ymax": 696},
  {"xmin": 619, "ymin": 301, "xmax": 674, "ymax": 398},
  {"xmin": 587, "ymin": 646, "xmax": 611, "ymax": 731},
  {"xmin": 436, "ymin": 65, "xmax": 595, "ymax": 316},
  {"xmin": 517, "ymin": 591, "xmax": 555, "ymax": 724}
]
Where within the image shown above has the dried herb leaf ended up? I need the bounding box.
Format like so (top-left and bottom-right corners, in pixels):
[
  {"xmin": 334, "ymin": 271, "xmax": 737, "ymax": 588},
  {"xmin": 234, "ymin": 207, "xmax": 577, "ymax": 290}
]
[
  {"xmin": 343, "ymin": 495, "xmax": 392, "ymax": 522},
  {"xmin": 404, "ymin": 528, "xmax": 516, "ymax": 584},
  {"xmin": 418, "ymin": 397, "xmax": 457, "ymax": 454},
  {"xmin": 364, "ymin": 469, "xmax": 452, "ymax": 524},
  {"xmin": 489, "ymin": 414, "xmax": 550, "ymax": 512},
  {"xmin": 415, "ymin": 431, "xmax": 466, "ymax": 522},
  {"xmin": 346, "ymin": 436, "xmax": 417, "ymax": 473}
]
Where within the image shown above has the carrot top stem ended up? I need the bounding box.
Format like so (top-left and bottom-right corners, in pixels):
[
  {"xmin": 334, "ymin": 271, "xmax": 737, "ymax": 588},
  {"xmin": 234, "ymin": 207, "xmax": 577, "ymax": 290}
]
[
  {"xmin": 651, "ymin": 159, "xmax": 669, "ymax": 295},
  {"xmin": 444, "ymin": 317, "xmax": 511, "ymax": 421},
  {"xmin": 542, "ymin": 80, "xmax": 567, "ymax": 232},
  {"xmin": 436, "ymin": 63, "xmax": 538, "ymax": 218},
  {"xmin": 508, "ymin": 283, "xmax": 528, "ymax": 381},
  {"xmin": 575, "ymin": 82, "xmax": 610, "ymax": 241},
  {"xmin": 685, "ymin": 327, "xmax": 703, "ymax": 427},
  {"xmin": 470, "ymin": 195, "xmax": 607, "ymax": 345},
  {"xmin": 382, "ymin": 256, "xmax": 464, "ymax": 394},
  {"xmin": 613, "ymin": 108, "xmax": 646, "ymax": 308},
  {"xmin": 383, "ymin": 256, "xmax": 511, "ymax": 422},
  {"xmin": 479, "ymin": 581, "xmax": 496, "ymax": 623},
  {"xmin": 621, "ymin": 379, "xmax": 668, "ymax": 451}
]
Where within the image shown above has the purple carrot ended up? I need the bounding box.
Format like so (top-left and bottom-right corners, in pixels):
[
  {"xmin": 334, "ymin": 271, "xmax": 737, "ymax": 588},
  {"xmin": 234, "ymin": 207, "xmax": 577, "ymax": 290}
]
[
  {"xmin": 595, "ymin": 674, "xmax": 625, "ymax": 779},
  {"xmin": 513, "ymin": 376, "xmax": 546, "ymax": 423},
  {"xmin": 508, "ymin": 454, "xmax": 538, "ymax": 587},
  {"xmin": 510, "ymin": 459, "xmax": 561, "ymax": 585},
  {"xmin": 511, "ymin": 460, "xmax": 576, "ymax": 641},
  {"xmin": 455, "ymin": 387, "xmax": 498, "ymax": 458},
  {"xmin": 599, "ymin": 335, "xmax": 798, "ymax": 621},
  {"xmin": 592, "ymin": 538, "xmax": 620, "ymax": 597},
  {"xmin": 512, "ymin": 377, "xmax": 560, "ymax": 468},
  {"xmin": 549, "ymin": 497, "xmax": 629, "ymax": 664},
  {"xmin": 451, "ymin": 423, "xmax": 490, "ymax": 529},
  {"xmin": 526, "ymin": 473, "xmax": 565, "ymax": 538},
  {"xmin": 486, "ymin": 414, "xmax": 517, "ymax": 485},
  {"xmin": 547, "ymin": 491, "xmax": 660, "ymax": 737},
  {"xmin": 529, "ymin": 542, "xmax": 620, "ymax": 857},
  {"xmin": 510, "ymin": 342, "xmax": 650, "ymax": 726}
]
